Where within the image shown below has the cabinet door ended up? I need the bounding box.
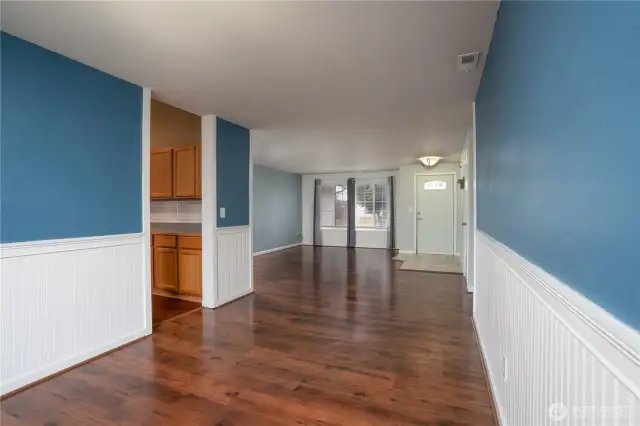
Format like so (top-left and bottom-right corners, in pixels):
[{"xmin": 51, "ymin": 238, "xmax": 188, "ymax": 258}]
[
  {"xmin": 154, "ymin": 247, "xmax": 178, "ymax": 291},
  {"xmin": 195, "ymin": 146, "xmax": 201, "ymax": 198},
  {"xmin": 173, "ymin": 146, "xmax": 196, "ymax": 198},
  {"xmin": 150, "ymin": 148, "xmax": 173, "ymax": 198},
  {"xmin": 178, "ymin": 249, "xmax": 202, "ymax": 296}
]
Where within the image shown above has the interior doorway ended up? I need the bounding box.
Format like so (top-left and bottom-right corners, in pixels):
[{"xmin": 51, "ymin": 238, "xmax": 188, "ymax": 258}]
[{"xmin": 415, "ymin": 173, "xmax": 456, "ymax": 255}]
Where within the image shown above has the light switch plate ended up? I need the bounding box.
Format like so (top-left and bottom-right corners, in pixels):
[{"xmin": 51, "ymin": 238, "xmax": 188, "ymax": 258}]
[{"xmin": 220, "ymin": 207, "xmax": 226, "ymax": 218}]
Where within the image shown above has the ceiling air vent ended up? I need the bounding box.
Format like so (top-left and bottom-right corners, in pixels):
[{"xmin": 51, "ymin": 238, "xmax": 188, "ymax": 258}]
[{"xmin": 457, "ymin": 52, "xmax": 480, "ymax": 72}]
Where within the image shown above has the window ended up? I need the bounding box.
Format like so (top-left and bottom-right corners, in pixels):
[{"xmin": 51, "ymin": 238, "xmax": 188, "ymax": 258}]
[
  {"xmin": 355, "ymin": 181, "xmax": 388, "ymax": 229},
  {"xmin": 319, "ymin": 180, "xmax": 389, "ymax": 229},
  {"xmin": 424, "ymin": 180, "xmax": 447, "ymax": 190},
  {"xmin": 320, "ymin": 184, "xmax": 348, "ymax": 227}
]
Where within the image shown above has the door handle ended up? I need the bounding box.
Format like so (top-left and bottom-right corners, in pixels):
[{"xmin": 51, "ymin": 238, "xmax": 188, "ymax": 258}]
[{"xmin": 462, "ymin": 222, "xmax": 468, "ymax": 226}]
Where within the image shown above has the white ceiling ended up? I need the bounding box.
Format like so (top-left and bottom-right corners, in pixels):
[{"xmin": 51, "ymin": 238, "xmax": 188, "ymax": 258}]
[{"xmin": 2, "ymin": 1, "xmax": 498, "ymax": 174}]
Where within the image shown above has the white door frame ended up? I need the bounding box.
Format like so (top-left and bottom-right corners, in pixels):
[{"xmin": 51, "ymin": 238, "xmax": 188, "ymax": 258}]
[
  {"xmin": 469, "ymin": 102, "xmax": 478, "ymax": 295},
  {"xmin": 413, "ymin": 171, "xmax": 458, "ymax": 255},
  {"xmin": 141, "ymin": 88, "xmax": 153, "ymax": 335}
]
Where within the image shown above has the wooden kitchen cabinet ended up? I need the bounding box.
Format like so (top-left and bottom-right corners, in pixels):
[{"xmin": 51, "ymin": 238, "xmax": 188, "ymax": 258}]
[
  {"xmin": 154, "ymin": 247, "xmax": 178, "ymax": 292},
  {"xmin": 178, "ymin": 249, "xmax": 202, "ymax": 296},
  {"xmin": 178, "ymin": 236, "xmax": 202, "ymax": 296},
  {"xmin": 173, "ymin": 146, "xmax": 197, "ymax": 198},
  {"xmin": 150, "ymin": 148, "xmax": 173, "ymax": 198},
  {"xmin": 152, "ymin": 234, "xmax": 202, "ymax": 298}
]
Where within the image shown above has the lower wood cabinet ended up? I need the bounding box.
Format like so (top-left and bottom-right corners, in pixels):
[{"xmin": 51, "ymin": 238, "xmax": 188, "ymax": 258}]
[
  {"xmin": 154, "ymin": 247, "xmax": 178, "ymax": 291},
  {"xmin": 178, "ymin": 249, "xmax": 202, "ymax": 296},
  {"xmin": 152, "ymin": 233, "xmax": 201, "ymax": 297}
]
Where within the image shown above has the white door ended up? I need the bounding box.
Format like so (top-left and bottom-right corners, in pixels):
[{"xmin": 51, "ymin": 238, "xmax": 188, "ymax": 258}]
[{"xmin": 416, "ymin": 174, "xmax": 455, "ymax": 255}]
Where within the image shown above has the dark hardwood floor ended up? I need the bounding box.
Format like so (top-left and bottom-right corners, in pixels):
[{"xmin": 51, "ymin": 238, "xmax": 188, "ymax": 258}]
[
  {"xmin": 152, "ymin": 294, "xmax": 201, "ymax": 327},
  {"xmin": 1, "ymin": 246, "xmax": 495, "ymax": 426}
]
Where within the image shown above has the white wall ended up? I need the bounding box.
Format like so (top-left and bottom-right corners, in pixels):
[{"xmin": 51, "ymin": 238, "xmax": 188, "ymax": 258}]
[
  {"xmin": 302, "ymin": 165, "xmax": 465, "ymax": 252},
  {"xmin": 396, "ymin": 162, "xmax": 462, "ymax": 253},
  {"xmin": 302, "ymin": 171, "xmax": 397, "ymax": 249},
  {"xmin": 475, "ymin": 231, "xmax": 640, "ymax": 425}
]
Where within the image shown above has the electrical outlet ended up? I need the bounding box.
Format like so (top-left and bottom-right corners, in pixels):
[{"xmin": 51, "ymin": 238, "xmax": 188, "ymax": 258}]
[
  {"xmin": 220, "ymin": 207, "xmax": 226, "ymax": 219},
  {"xmin": 502, "ymin": 355, "xmax": 508, "ymax": 381}
]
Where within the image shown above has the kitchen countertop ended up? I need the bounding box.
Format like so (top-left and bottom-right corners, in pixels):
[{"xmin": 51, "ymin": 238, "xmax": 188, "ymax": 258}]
[{"xmin": 151, "ymin": 223, "xmax": 201, "ymax": 235}]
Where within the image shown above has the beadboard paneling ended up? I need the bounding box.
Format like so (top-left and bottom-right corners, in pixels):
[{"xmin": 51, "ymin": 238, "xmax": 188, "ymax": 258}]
[
  {"xmin": 0, "ymin": 234, "xmax": 149, "ymax": 395},
  {"xmin": 216, "ymin": 226, "xmax": 252, "ymax": 305},
  {"xmin": 475, "ymin": 231, "xmax": 639, "ymax": 425}
]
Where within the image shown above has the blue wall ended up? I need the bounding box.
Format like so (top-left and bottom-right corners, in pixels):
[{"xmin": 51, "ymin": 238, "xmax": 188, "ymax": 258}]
[
  {"xmin": 1, "ymin": 33, "xmax": 142, "ymax": 243},
  {"xmin": 476, "ymin": 1, "xmax": 640, "ymax": 330},
  {"xmin": 253, "ymin": 165, "xmax": 302, "ymax": 253},
  {"xmin": 216, "ymin": 118, "xmax": 250, "ymax": 227}
]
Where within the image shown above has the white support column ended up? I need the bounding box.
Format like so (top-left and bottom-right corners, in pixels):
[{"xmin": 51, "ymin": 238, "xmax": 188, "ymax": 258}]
[
  {"xmin": 141, "ymin": 87, "xmax": 153, "ymax": 333},
  {"xmin": 201, "ymin": 115, "xmax": 217, "ymax": 308},
  {"xmin": 249, "ymin": 130, "xmax": 254, "ymax": 290}
]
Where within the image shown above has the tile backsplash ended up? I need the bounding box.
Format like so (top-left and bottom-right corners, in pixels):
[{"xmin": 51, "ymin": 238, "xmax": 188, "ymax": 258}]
[{"xmin": 150, "ymin": 200, "xmax": 201, "ymax": 223}]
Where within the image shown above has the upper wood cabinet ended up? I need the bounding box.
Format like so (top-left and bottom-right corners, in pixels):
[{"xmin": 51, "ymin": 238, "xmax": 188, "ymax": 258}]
[
  {"xmin": 150, "ymin": 145, "xmax": 200, "ymax": 199},
  {"xmin": 195, "ymin": 146, "xmax": 201, "ymax": 198},
  {"xmin": 150, "ymin": 148, "xmax": 173, "ymax": 198},
  {"xmin": 173, "ymin": 146, "xmax": 197, "ymax": 198}
]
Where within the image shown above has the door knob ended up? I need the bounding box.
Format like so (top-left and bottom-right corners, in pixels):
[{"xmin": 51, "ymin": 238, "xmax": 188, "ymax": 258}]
[{"xmin": 462, "ymin": 222, "xmax": 468, "ymax": 226}]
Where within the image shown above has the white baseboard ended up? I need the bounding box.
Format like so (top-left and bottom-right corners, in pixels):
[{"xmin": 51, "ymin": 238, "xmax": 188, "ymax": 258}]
[
  {"xmin": 399, "ymin": 250, "xmax": 415, "ymax": 254},
  {"xmin": 253, "ymin": 242, "xmax": 301, "ymax": 257},
  {"xmin": 0, "ymin": 233, "xmax": 149, "ymax": 396},
  {"xmin": 474, "ymin": 230, "xmax": 639, "ymax": 425}
]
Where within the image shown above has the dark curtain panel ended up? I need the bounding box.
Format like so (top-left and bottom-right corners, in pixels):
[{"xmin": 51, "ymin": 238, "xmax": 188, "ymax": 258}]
[
  {"xmin": 387, "ymin": 176, "xmax": 396, "ymax": 249},
  {"xmin": 313, "ymin": 179, "xmax": 322, "ymax": 246},
  {"xmin": 347, "ymin": 178, "xmax": 356, "ymax": 248}
]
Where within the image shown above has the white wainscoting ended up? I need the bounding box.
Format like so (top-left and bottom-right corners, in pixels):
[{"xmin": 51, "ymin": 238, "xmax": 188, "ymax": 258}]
[
  {"xmin": 0, "ymin": 233, "xmax": 149, "ymax": 396},
  {"xmin": 216, "ymin": 226, "xmax": 253, "ymax": 306},
  {"xmin": 475, "ymin": 231, "xmax": 639, "ymax": 426}
]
